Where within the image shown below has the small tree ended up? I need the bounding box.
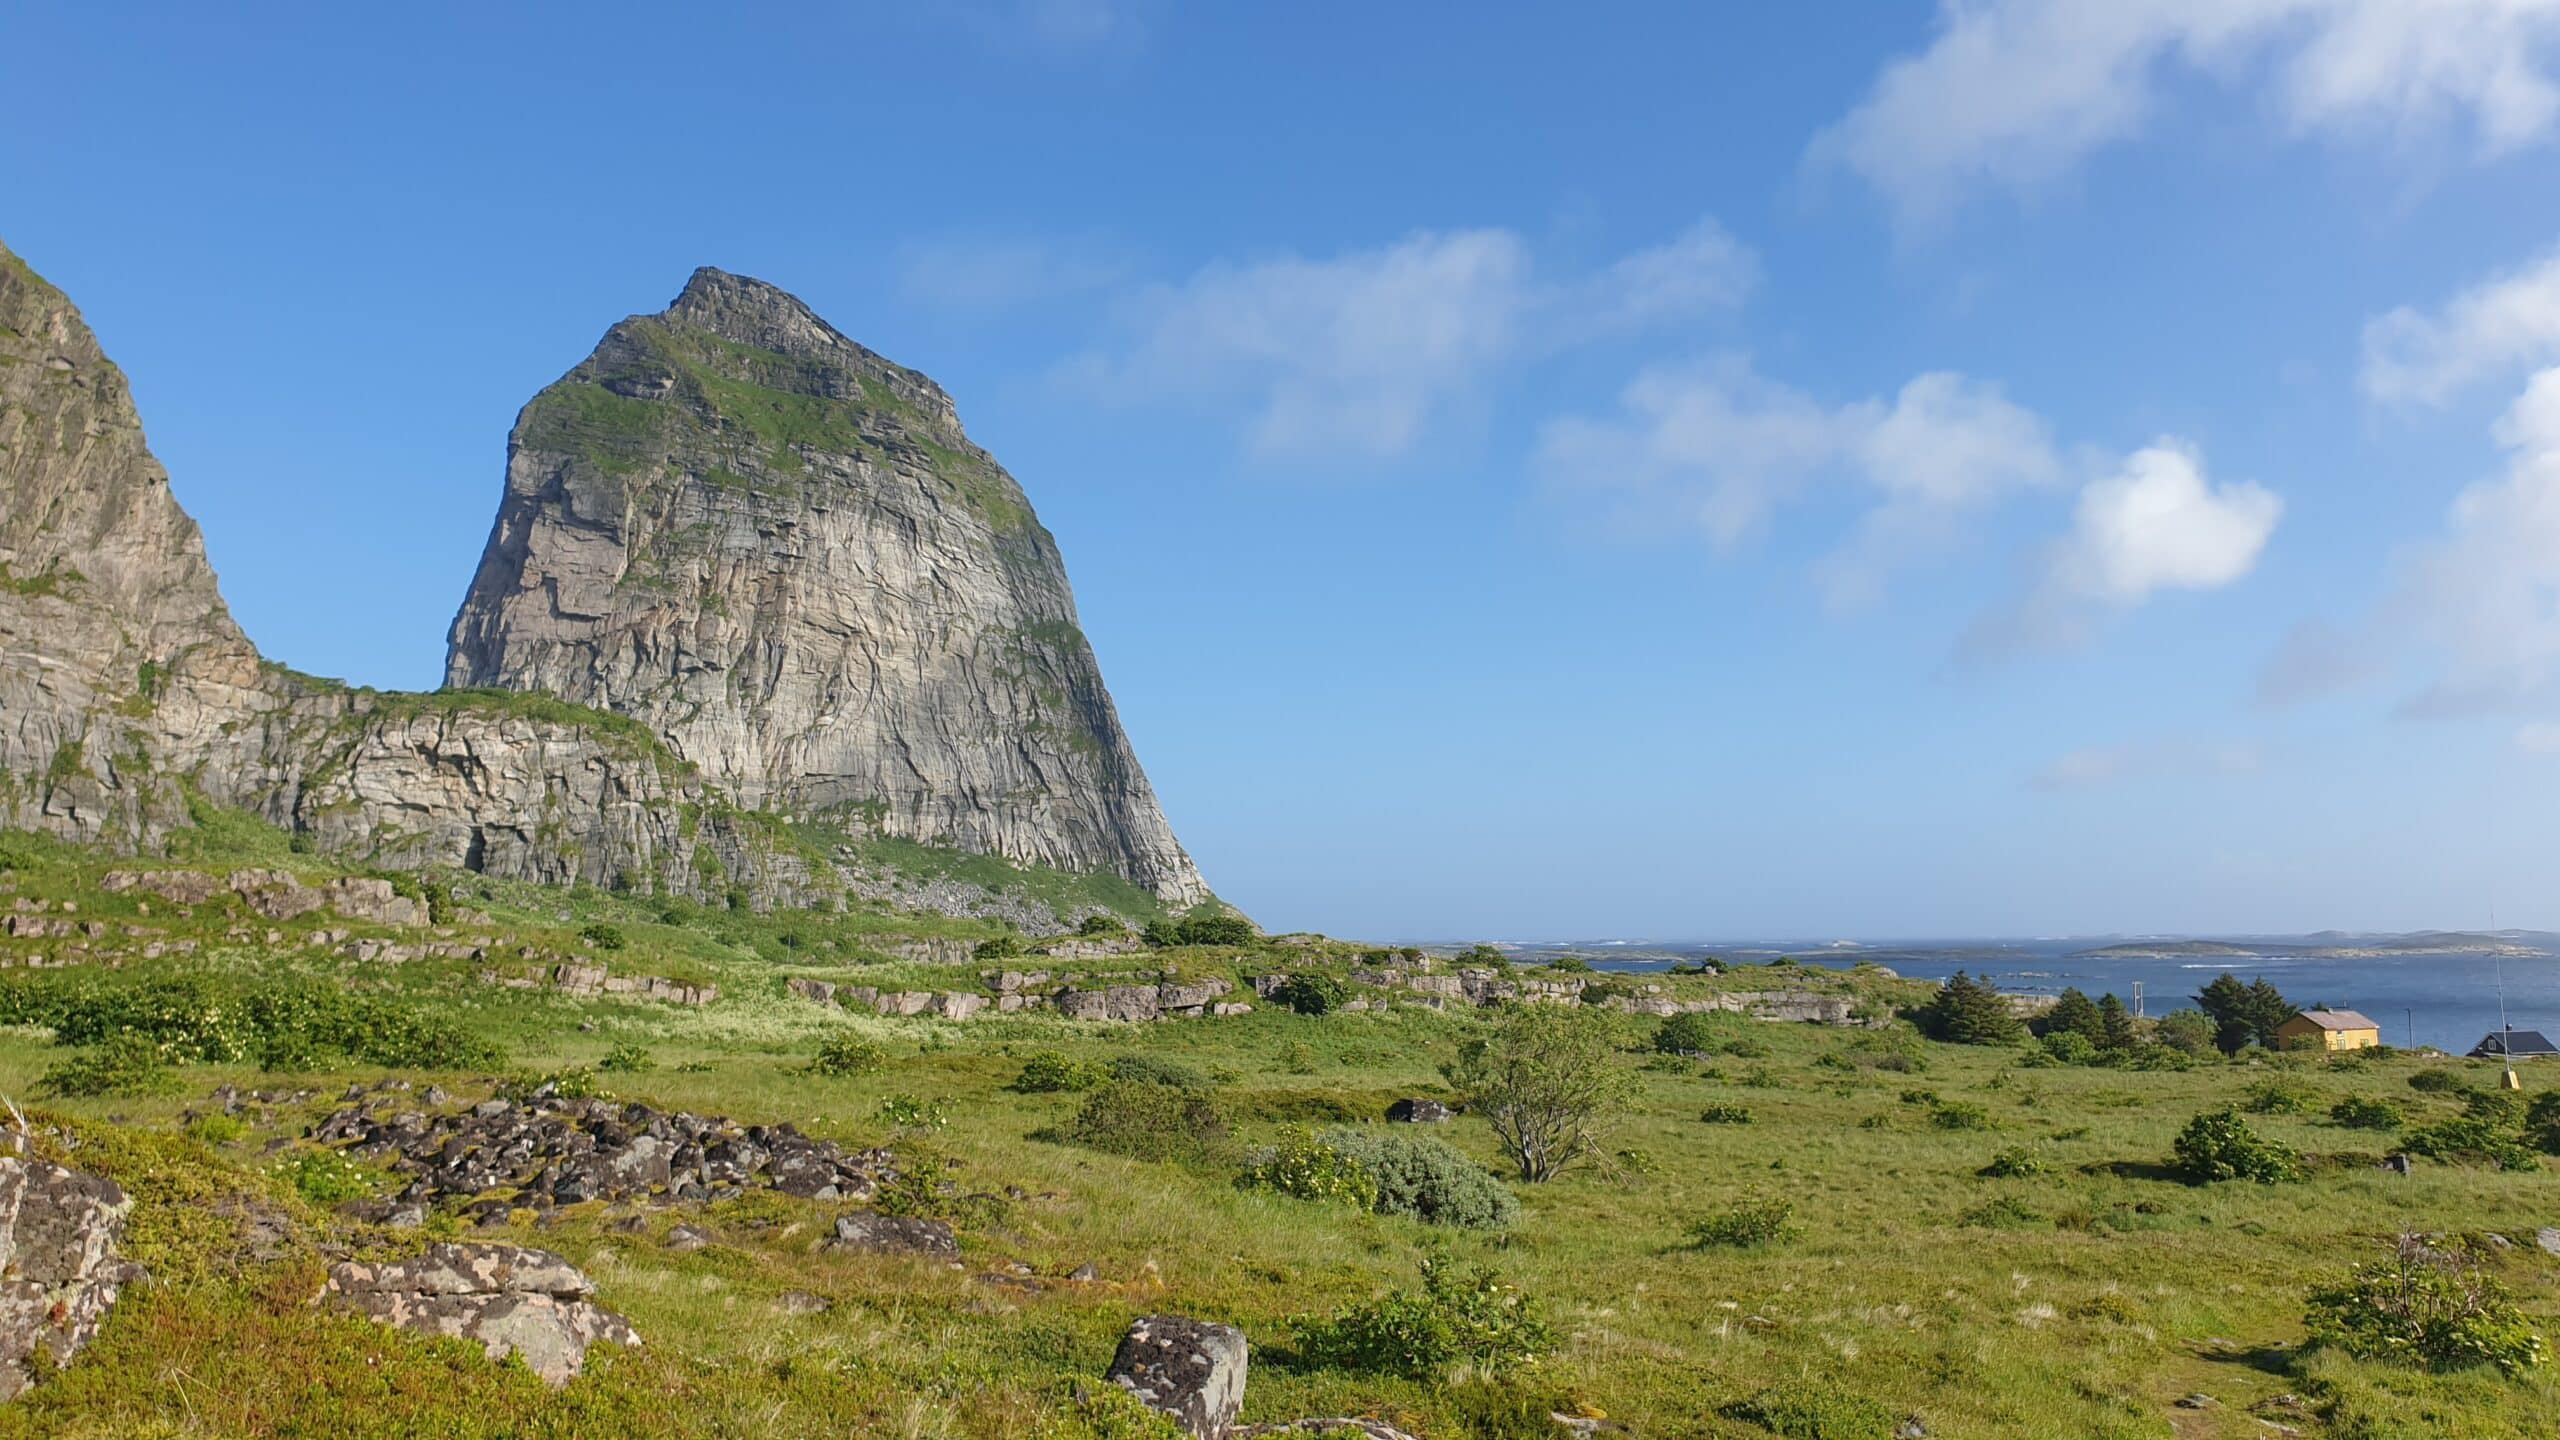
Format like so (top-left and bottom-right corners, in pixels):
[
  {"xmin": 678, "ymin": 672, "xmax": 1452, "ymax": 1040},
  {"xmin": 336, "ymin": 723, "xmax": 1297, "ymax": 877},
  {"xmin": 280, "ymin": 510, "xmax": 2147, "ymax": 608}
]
[
  {"xmin": 1920, "ymin": 972, "xmax": 2024, "ymax": 1045},
  {"xmin": 1444, "ymin": 1004, "xmax": 1631, "ymax": 1182},
  {"xmin": 2042, "ymin": 988, "xmax": 2103, "ymax": 1042},
  {"xmin": 2095, "ymin": 993, "xmax": 2139, "ymax": 1052},
  {"xmin": 2152, "ymin": 1008, "xmax": 2217, "ymax": 1057},
  {"xmin": 2305, "ymin": 1234, "xmax": 2547, "ymax": 1374},
  {"xmin": 2173, "ymin": 1106, "xmax": 2301, "ymax": 1183}
]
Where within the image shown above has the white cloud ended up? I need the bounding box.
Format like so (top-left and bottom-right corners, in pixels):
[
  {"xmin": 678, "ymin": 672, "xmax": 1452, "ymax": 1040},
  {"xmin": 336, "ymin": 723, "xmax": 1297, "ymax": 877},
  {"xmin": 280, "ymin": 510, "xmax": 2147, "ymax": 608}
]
[
  {"xmin": 2029, "ymin": 736, "xmax": 2265, "ymax": 790},
  {"xmin": 2517, "ymin": 719, "xmax": 2560, "ymax": 752},
  {"xmin": 1563, "ymin": 219, "xmax": 1760, "ymax": 341},
  {"xmin": 2362, "ymin": 243, "xmax": 2560, "ymax": 402},
  {"xmin": 1534, "ymin": 361, "xmax": 2058, "ymax": 591},
  {"xmin": 1968, "ymin": 442, "xmax": 2282, "ymax": 656},
  {"xmin": 2054, "ymin": 442, "xmax": 2285, "ymax": 603},
  {"xmin": 1068, "ymin": 219, "xmax": 1753, "ymax": 461},
  {"xmin": 2393, "ymin": 365, "xmax": 2560, "ymax": 713},
  {"xmin": 1815, "ymin": 0, "xmax": 2560, "ymax": 225}
]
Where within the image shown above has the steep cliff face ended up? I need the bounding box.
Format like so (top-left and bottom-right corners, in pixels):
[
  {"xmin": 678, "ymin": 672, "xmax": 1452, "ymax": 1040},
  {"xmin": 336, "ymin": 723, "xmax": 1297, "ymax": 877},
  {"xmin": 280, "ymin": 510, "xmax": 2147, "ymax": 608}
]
[
  {"xmin": 0, "ymin": 239, "xmax": 1206, "ymax": 925},
  {"xmin": 0, "ymin": 239, "xmax": 816, "ymax": 907},
  {"xmin": 444, "ymin": 268, "xmax": 1205, "ymax": 907},
  {"xmin": 0, "ymin": 235, "xmax": 273, "ymax": 843}
]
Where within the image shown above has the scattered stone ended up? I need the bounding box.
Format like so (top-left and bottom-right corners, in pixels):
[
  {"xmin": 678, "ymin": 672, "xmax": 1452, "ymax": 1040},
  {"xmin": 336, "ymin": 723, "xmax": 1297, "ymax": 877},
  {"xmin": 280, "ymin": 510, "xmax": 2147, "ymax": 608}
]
[
  {"xmin": 1107, "ymin": 1315, "xmax": 1247, "ymax": 1440},
  {"xmin": 1895, "ymin": 1422, "xmax": 1929, "ymax": 1440},
  {"xmin": 322, "ymin": 1243, "xmax": 638, "ymax": 1385},
  {"xmin": 1384, "ymin": 1098, "xmax": 1452, "ymax": 1124},
  {"xmin": 1233, "ymin": 1414, "xmax": 1423, "ymax": 1424},
  {"xmin": 772, "ymin": 1290, "xmax": 832, "ymax": 1316},
  {"xmin": 0, "ymin": 1155, "xmax": 142, "ymax": 1401},
  {"xmin": 2176, "ymin": 1393, "xmax": 2218, "ymax": 1410},
  {"xmin": 1068, "ymin": 1261, "xmax": 1100, "ymax": 1283},
  {"xmin": 2539, "ymin": 1227, "xmax": 2560, "ymax": 1257},
  {"xmin": 665, "ymin": 1224, "xmax": 713, "ymax": 1254},
  {"xmin": 826, "ymin": 1212, "xmax": 957, "ymax": 1257},
  {"xmin": 308, "ymin": 1092, "xmax": 893, "ymax": 1212}
]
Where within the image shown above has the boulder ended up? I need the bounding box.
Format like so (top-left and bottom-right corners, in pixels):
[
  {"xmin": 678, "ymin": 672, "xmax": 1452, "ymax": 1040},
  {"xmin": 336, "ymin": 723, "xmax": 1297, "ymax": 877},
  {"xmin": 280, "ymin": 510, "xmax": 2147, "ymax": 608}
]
[
  {"xmin": 0, "ymin": 1156, "xmax": 142, "ymax": 1401},
  {"xmin": 1384, "ymin": 1098, "xmax": 1452, "ymax": 1124},
  {"xmin": 1107, "ymin": 1314, "xmax": 1247, "ymax": 1439},
  {"xmin": 321, "ymin": 1243, "xmax": 639, "ymax": 1385},
  {"xmin": 826, "ymin": 1212, "xmax": 957, "ymax": 1257}
]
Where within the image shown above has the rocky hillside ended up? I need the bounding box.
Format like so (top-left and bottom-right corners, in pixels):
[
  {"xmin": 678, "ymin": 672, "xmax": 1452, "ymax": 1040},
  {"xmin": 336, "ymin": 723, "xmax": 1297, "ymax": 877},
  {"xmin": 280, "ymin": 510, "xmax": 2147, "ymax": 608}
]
[
  {"xmin": 446, "ymin": 268, "xmax": 1205, "ymax": 908},
  {"xmin": 0, "ymin": 237, "xmax": 1203, "ymax": 926}
]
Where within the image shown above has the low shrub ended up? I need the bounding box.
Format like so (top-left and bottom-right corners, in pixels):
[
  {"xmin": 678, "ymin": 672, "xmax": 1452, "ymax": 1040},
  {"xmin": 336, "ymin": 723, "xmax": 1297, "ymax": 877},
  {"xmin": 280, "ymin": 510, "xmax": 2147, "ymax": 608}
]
[
  {"xmin": 1294, "ymin": 1253, "xmax": 1554, "ymax": 1379},
  {"xmin": 1239, "ymin": 1125, "xmax": 1380, "ymax": 1209},
  {"xmin": 972, "ymin": 934, "xmax": 1024, "ymax": 961},
  {"xmin": 1063, "ymin": 1080, "xmax": 1232, "ymax": 1167},
  {"xmin": 38, "ymin": 1032, "xmax": 182, "ymax": 1098},
  {"xmin": 1272, "ymin": 973, "xmax": 1351, "ymax": 1016},
  {"xmin": 2172, "ymin": 1107, "xmax": 2301, "ymax": 1183},
  {"xmin": 2305, "ymin": 1235, "xmax": 2547, "ymax": 1375},
  {"xmin": 1318, "ymin": 1128, "xmax": 1520, "ymax": 1229},
  {"xmin": 1655, "ymin": 1011, "xmax": 1750, "ymax": 1056},
  {"xmin": 598, "ymin": 1042, "xmax": 654, "ymax": 1073},
  {"xmin": 2532, "ymin": 1090, "xmax": 2560, "ymax": 1154},
  {"xmin": 183, "ymin": 1113, "xmax": 249, "ymax": 1147},
  {"xmin": 875, "ymin": 1093, "xmax": 948, "ymax": 1132},
  {"xmin": 0, "ymin": 972, "xmax": 496, "ymax": 1072},
  {"xmin": 2407, "ymin": 1068, "xmax": 2469, "ymax": 1095},
  {"xmin": 1959, "ymin": 1194, "xmax": 2044, "ymax": 1228},
  {"xmin": 576, "ymin": 922, "xmax": 626, "ymax": 951},
  {"xmin": 1074, "ymin": 913, "xmax": 1126, "ymax": 937},
  {"xmin": 1929, "ymin": 1100, "xmax": 1994, "ymax": 1131},
  {"xmin": 2244, "ymin": 1080, "xmax": 2319, "ymax": 1115},
  {"xmin": 1011, "ymin": 1050, "xmax": 1109, "ymax": 1093},
  {"xmin": 1687, "ymin": 1195, "xmax": 1797, "ymax": 1249},
  {"xmin": 1698, "ymin": 1102, "xmax": 1755, "ymax": 1125},
  {"xmin": 1143, "ymin": 912, "xmax": 1255, "ymax": 947},
  {"xmin": 2329, "ymin": 1095, "xmax": 2405, "ymax": 1130},
  {"xmin": 1978, "ymin": 1144, "xmax": 2048, "ymax": 1178},
  {"xmin": 268, "ymin": 1148, "xmax": 384, "ymax": 1207},
  {"xmin": 1722, "ymin": 1387, "xmax": 1899, "ymax": 1440},
  {"xmin": 2403, "ymin": 1095, "xmax": 2540, "ymax": 1172},
  {"xmin": 806, "ymin": 1033, "xmax": 888, "ymax": 1078},
  {"xmin": 499, "ymin": 1064, "xmax": 607, "ymax": 1101}
]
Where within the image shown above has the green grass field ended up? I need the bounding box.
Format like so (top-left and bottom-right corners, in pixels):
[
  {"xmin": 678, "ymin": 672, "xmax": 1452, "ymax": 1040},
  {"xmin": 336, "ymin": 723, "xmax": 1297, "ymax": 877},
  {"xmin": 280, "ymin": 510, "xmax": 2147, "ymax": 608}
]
[{"xmin": 2, "ymin": 835, "xmax": 2557, "ymax": 1439}]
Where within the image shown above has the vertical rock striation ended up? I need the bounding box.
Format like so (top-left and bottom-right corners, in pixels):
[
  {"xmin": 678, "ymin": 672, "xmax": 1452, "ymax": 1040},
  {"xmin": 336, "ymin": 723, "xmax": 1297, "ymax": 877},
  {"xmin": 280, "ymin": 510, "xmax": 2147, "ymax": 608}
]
[{"xmin": 444, "ymin": 268, "xmax": 1204, "ymax": 906}]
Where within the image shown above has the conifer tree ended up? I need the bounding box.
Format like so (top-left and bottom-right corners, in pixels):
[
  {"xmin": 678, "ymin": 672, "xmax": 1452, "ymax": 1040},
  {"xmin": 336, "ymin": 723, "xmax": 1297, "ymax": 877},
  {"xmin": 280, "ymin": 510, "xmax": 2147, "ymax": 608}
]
[
  {"xmin": 2096, "ymin": 992, "xmax": 2139, "ymax": 1051},
  {"xmin": 1922, "ymin": 971, "xmax": 2024, "ymax": 1045},
  {"xmin": 2043, "ymin": 988, "xmax": 2104, "ymax": 1042}
]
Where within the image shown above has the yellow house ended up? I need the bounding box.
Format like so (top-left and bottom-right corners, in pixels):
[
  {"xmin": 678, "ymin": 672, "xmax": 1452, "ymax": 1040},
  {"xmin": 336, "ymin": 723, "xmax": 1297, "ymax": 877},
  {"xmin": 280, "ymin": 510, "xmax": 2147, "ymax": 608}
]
[{"xmin": 2274, "ymin": 1008, "xmax": 2381, "ymax": 1052}]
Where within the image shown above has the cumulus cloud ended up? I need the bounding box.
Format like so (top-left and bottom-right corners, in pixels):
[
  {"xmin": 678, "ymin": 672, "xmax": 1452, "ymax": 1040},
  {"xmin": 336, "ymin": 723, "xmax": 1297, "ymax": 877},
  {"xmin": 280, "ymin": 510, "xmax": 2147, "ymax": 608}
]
[
  {"xmin": 2362, "ymin": 243, "xmax": 2560, "ymax": 403},
  {"xmin": 1967, "ymin": 442, "xmax": 2282, "ymax": 657},
  {"xmin": 2518, "ymin": 720, "xmax": 2560, "ymax": 753},
  {"xmin": 1814, "ymin": 0, "xmax": 2560, "ymax": 225},
  {"xmin": 2029, "ymin": 736, "xmax": 2265, "ymax": 790},
  {"xmin": 1067, "ymin": 219, "xmax": 1754, "ymax": 461},
  {"xmin": 1534, "ymin": 361, "xmax": 2058, "ymax": 596},
  {"xmin": 958, "ymin": 0, "xmax": 1151, "ymax": 61},
  {"xmin": 2393, "ymin": 365, "xmax": 2560, "ymax": 714}
]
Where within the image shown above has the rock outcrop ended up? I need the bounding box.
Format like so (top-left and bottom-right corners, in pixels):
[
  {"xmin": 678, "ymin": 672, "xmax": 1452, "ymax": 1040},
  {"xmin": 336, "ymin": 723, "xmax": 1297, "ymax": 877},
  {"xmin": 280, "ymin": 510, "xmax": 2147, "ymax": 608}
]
[
  {"xmin": 0, "ymin": 236, "xmax": 1206, "ymax": 920},
  {"xmin": 0, "ymin": 1154, "xmax": 141, "ymax": 1400},
  {"xmin": 322, "ymin": 1243, "xmax": 637, "ymax": 1385},
  {"xmin": 309, "ymin": 1090, "xmax": 894, "ymax": 1214},
  {"xmin": 1107, "ymin": 1315, "xmax": 1248, "ymax": 1440},
  {"xmin": 444, "ymin": 267, "xmax": 1206, "ymax": 908}
]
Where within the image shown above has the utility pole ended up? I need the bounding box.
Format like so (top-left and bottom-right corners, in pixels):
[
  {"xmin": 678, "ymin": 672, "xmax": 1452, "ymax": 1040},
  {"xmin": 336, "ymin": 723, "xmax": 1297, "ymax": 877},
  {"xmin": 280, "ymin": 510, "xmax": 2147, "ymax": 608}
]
[{"xmin": 2498, "ymin": 955, "xmax": 2521, "ymax": 1091}]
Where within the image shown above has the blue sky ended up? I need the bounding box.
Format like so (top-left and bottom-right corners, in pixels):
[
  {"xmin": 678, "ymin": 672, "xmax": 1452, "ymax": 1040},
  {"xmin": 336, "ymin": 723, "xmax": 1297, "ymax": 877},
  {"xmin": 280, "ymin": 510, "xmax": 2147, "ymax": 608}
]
[{"xmin": 11, "ymin": 2, "xmax": 2560, "ymax": 939}]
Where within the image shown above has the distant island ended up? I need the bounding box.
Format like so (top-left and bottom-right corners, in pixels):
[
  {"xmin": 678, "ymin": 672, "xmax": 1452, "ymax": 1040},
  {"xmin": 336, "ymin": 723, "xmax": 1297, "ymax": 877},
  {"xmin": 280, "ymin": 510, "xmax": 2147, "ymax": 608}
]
[{"xmin": 2074, "ymin": 931, "xmax": 2557, "ymax": 961}]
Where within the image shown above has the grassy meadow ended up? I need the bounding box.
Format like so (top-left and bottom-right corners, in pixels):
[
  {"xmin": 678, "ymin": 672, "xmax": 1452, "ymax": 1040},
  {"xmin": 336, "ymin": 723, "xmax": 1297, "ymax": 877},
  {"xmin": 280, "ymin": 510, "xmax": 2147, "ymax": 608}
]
[{"xmin": 1, "ymin": 834, "xmax": 2557, "ymax": 1438}]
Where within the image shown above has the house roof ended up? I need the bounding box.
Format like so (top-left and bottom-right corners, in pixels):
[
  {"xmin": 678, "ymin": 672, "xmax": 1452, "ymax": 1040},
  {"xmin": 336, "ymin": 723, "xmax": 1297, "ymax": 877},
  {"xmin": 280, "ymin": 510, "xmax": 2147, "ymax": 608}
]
[
  {"xmin": 2469, "ymin": 1030, "xmax": 2559, "ymax": 1057},
  {"xmin": 2284, "ymin": 1009, "xmax": 2378, "ymax": 1031}
]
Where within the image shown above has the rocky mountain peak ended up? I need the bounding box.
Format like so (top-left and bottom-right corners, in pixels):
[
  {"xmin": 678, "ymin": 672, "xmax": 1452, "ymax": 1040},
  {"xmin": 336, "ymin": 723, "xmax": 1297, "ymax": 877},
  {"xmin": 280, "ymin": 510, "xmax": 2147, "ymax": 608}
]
[{"xmin": 446, "ymin": 268, "xmax": 1207, "ymax": 906}]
